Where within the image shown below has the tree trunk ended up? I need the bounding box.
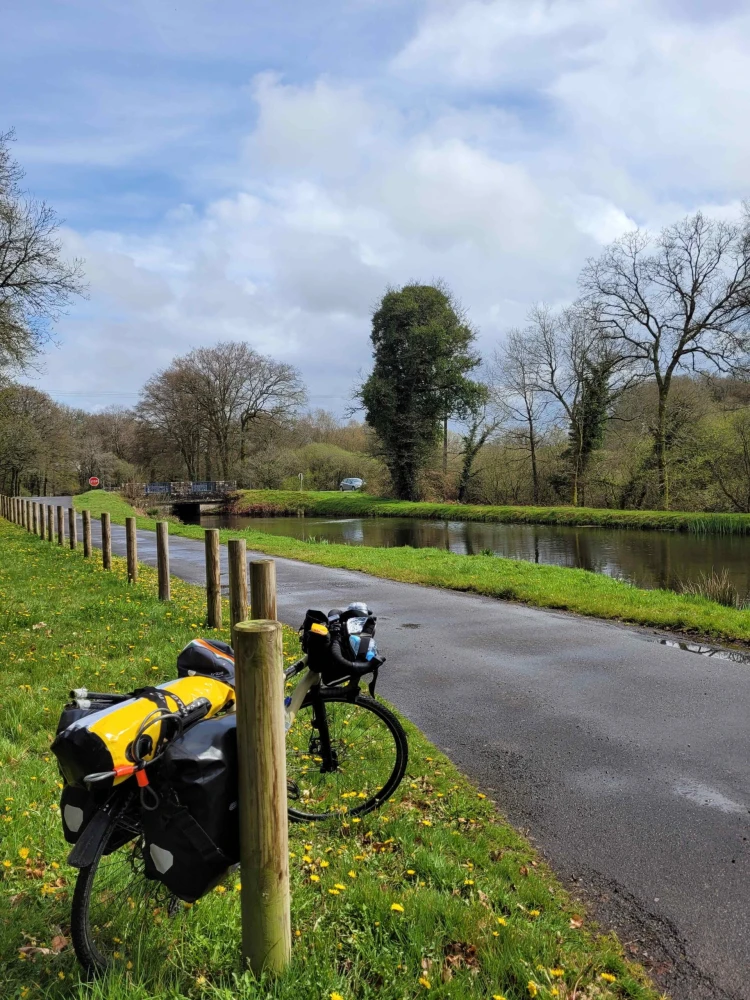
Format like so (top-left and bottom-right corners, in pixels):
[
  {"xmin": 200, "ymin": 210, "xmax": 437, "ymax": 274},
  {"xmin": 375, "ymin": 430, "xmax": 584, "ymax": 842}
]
[
  {"xmin": 656, "ymin": 387, "xmax": 669, "ymax": 510},
  {"xmin": 527, "ymin": 414, "xmax": 539, "ymax": 504},
  {"xmin": 442, "ymin": 414, "xmax": 448, "ymax": 475}
]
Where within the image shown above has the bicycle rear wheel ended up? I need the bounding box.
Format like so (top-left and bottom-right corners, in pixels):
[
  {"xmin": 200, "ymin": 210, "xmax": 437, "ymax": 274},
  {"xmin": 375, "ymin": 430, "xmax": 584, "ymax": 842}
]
[
  {"xmin": 70, "ymin": 809, "xmax": 184, "ymax": 975},
  {"xmin": 286, "ymin": 687, "xmax": 408, "ymax": 821}
]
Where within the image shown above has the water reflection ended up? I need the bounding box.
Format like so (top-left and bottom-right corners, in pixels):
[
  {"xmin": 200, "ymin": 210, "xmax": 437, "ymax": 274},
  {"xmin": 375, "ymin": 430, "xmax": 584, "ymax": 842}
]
[{"xmin": 195, "ymin": 513, "xmax": 750, "ymax": 601}]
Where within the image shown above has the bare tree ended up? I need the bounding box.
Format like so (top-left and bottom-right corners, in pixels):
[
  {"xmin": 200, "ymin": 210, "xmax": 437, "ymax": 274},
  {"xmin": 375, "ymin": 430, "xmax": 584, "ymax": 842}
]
[
  {"xmin": 0, "ymin": 130, "xmax": 85, "ymax": 374},
  {"xmin": 493, "ymin": 330, "xmax": 547, "ymax": 504},
  {"xmin": 456, "ymin": 371, "xmax": 507, "ymax": 503},
  {"xmin": 237, "ymin": 353, "xmax": 307, "ymax": 462},
  {"xmin": 525, "ymin": 302, "xmax": 637, "ymax": 505},
  {"xmin": 580, "ymin": 212, "xmax": 750, "ymax": 508},
  {"xmin": 141, "ymin": 343, "xmax": 307, "ymax": 481},
  {"xmin": 139, "ymin": 367, "xmax": 205, "ymax": 479}
]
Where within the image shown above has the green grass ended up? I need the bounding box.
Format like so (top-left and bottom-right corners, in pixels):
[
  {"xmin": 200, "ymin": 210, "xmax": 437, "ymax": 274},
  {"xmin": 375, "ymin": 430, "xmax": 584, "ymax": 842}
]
[
  {"xmin": 230, "ymin": 489, "xmax": 750, "ymax": 535},
  {"xmin": 75, "ymin": 491, "xmax": 750, "ymax": 645},
  {"xmin": 0, "ymin": 520, "xmax": 659, "ymax": 1000}
]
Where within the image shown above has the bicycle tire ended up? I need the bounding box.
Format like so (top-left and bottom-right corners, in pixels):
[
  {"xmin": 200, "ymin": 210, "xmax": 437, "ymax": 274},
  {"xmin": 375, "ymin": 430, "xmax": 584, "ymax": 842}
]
[
  {"xmin": 287, "ymin": 688, "xmax": 408, "ymax": 822},
  {"xmin": 71, "ymin": 810, "xmax": 178, "ymax": 975}
]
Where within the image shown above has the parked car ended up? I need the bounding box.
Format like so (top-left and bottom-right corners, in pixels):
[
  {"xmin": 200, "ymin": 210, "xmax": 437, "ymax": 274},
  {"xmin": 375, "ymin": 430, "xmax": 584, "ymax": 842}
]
[{"xmin": 339, "ymin": 477, "xmax": 365, "ymax": 491}]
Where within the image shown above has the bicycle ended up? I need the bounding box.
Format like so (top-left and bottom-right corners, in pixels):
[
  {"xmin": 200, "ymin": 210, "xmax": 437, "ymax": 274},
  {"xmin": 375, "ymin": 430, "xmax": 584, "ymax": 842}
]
[{"xmin": 63, "ymin": 606, "xmax": 408, "ymax": 974}]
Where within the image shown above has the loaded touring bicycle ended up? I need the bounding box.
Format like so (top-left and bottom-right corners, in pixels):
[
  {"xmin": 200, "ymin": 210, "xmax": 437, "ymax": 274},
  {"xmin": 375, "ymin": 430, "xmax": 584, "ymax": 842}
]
[{"xmin": 52, "ymin": 601, "xmax": 408, "ymax": 973}]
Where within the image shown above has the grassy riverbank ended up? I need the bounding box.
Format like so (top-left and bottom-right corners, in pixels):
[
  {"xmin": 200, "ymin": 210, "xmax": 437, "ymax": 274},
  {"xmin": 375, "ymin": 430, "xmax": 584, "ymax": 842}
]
[
  {"xmin": 75, "ymin": 491, "xmax": 750, "ymax": 645},
  {"xmin": 0, "ymin": 519, "xmax": 658, "ymax": 1000},
  {"xmin": 230, "ymin": 489, "xmax": 750, "ymax": 535}
]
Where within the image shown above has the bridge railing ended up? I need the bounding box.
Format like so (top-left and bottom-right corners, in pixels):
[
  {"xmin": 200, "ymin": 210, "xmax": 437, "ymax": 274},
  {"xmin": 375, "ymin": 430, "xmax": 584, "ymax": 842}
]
[{"xmin": 121, "ymin": 481, "xmax": 237, "ymax": 498}]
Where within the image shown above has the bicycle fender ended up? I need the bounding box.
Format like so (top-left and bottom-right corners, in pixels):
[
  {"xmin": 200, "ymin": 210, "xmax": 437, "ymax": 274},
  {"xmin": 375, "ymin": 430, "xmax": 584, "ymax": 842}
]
[{"xmin": 66, "ymin": 808, "xmax": 112, "ymax": 869}]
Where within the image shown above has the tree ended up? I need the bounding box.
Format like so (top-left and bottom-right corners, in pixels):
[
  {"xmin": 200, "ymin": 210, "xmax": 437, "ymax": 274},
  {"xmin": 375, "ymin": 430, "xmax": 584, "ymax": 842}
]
[
  {"xmin": 360, "ymin": 283, "xmax": 482, "ymax": 500},
  {"xmin": 0, "ymin": 130, "xmax": 85, "ymax": 375},
  {"xmin": 580, "ymin": 212, "xmax": 750, "ymax": 508},
  {"xmin": 493, "ymin": 329, "xmax": 547, "ymax": 504},
  {"xmin": 141, "ymin": 342, "xmax": 306, "ymax": 481},
  {"xmin": 525, "ymin": 303, "xmax": 635, "ymax": 505},
  {"xmin": 456, "ymin": 370, "xmax": 506, "ymax": 503}
]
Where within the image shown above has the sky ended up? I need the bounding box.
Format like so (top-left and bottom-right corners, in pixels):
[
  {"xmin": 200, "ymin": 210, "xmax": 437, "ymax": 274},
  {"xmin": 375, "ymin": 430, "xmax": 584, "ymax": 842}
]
[{"xmin": 3, "ymin": 0, "xmax": 750, "ymax": 414}]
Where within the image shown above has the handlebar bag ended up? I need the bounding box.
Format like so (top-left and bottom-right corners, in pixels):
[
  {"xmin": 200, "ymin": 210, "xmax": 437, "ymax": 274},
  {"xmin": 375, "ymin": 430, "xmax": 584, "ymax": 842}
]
[{"xmin": 142, "ymin": 714, "xmax": 239, "ymax": 902}]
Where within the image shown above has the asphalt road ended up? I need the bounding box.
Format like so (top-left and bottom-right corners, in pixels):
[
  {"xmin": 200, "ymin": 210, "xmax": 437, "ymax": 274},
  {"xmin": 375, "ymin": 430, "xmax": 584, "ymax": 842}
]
[{"xmin": 34, "ymin": 500, "xmax": 750, "ymax": 998}]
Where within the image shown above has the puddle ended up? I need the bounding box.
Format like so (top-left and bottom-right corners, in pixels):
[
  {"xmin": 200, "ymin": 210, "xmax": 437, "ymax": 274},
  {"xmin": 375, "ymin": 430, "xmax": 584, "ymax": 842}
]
[
  {"xmin": 673, "ymin": 780, "xmax": 748, "ymax": 815},
  {"xmin": 658, "ymin": 639, "xmax": 750, "ymax": 664},
  {"xmin": 399, "ymin": 623, "xmax": 421, "ymax": 629}
]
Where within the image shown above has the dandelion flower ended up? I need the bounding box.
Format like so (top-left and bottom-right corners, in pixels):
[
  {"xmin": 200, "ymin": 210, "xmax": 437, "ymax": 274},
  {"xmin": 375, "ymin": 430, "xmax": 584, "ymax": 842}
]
[
  {"xmin": 18, "ymin": 847, "xmax": 29, "ymax": 860},
  {"xmin": 348, "ymin": 870, "xmax": 356, "ymax": 878},
  {"xmin": 391, "ymin": 902, "xmax": 404, "ymax": 912},
  {"xmin": 529, "ymin": 909, "xmax": 540, "ymax": 917},
  {"xmin": 331, "ymin": 993, "xmax": 345, "ymax": 1000},
  {"xmin": 310, "ymin": 874, "xmax": 320, "ymax": 882},
  {"xmin": 419, "ymin": 976, "xmax": 431, "ymax": 989},
  {"xmin": 497, "ymin": 917, "xmax": 507, "ymax": 926},
  {"xmin": 600, "ymin": 973, "xmax": 617, "ymax": 983},
  {"xmin": 550, "ymin": 968, "xmax": 565, "ymax": 978},
  {"xmin": 527, "ymin": 983, "xmax": 538, "ymax": 998}
]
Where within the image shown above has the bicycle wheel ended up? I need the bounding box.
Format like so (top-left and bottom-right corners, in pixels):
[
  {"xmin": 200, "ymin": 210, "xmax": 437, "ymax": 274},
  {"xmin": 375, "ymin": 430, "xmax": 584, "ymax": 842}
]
[
  {"xmin": 70, "ymin": 809, "xmax": 185, "ymax": 975},
  {"xmin": 286, "ymin": 687, "xmax": 408, "ymax": 821}
]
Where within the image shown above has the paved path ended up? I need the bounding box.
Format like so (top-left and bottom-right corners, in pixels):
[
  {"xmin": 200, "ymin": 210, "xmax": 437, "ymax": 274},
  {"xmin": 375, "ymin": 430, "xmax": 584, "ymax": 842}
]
[{"xmin": 34, "ymin": 500, "xmax": 750, "ymax": 998}]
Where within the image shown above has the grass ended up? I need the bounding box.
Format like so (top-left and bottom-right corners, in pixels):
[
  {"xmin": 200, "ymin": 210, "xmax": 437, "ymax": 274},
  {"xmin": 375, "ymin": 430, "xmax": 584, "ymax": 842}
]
[
  {"xmin": 74, "ymin": 491, "xmax": 750, "ymax": 646},
  {"xmin": 0, "ymin": 519, "xmax": 661, "ymax": 1000},
  {"xmin": 229, "ymin": 489, "xmax": 750, "ymax": 535}
]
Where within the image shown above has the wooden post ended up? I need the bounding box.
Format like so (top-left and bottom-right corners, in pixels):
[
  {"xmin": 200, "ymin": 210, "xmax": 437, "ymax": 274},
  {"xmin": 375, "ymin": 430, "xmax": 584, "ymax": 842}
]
[
  {"xmin": 156, "ymin": 521, "xmax": 170, "ymax": 601},
  {"xmin": 233, "ymin": 619, "xmax": 291, "ymax": 975},
  {"xmin": 24, "ymin": 500, "xmax": 29, "ymax": 530},
  {"xmin": 250, "ymin": 559, "xmax": 277, "ymax": 621},
  {"xmin": 228, "ymin": 539, "xmax": 248, "ymax": 630},
  {"xmin": 32, "ymin": 503, "xmax": 39, "ymax": 536},
  {"xmin": 101, "ymin": 512, "xmax": 112, "ymax": 570},
  {"xmin": 205, "ymin": 528, "xmax": 221, "ymax": 628},
  {"xmin": 57, "ymin": 505, "xmax": 64, "ymax": 546},
  {"xmin": 125, "ymin": 516, "xmax": 137, "ymax": 584},
  {"xmin": 40, "ymin": 504, "xmax": 47, "ymax": 540},
  {"xmin": 46, "ymin": 505, "xmax": 54, "ymax": 542},
  {"xmin": 82, "ymin": 510, "xmax": 92, "ymax": 557},
  {"xmin": 68, "ymin": 506, "xmax": 77, "ymax": 549}
]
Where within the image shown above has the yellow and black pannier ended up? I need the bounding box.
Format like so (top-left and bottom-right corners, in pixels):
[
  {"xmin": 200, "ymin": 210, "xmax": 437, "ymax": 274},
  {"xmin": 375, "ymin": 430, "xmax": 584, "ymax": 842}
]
[{"xmin": 52, "ymin": 675, "xmax": 234, "ymax": 789}]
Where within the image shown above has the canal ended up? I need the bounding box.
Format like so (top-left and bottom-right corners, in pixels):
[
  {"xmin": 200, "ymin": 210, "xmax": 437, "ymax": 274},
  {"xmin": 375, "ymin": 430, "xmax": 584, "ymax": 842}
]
[{"xmin": 183, "ymin": 511, "xmax": 750, "ymax": 601}]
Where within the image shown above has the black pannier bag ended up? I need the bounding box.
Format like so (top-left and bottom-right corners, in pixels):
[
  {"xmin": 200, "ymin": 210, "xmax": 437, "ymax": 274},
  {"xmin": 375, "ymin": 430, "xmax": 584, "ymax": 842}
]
[
  {"xmin": 301, "ymin": 606, "xmax": 384, "ymax": 686},
  {"xmin": 141, "ymin": 713, "xmax": 239, "ymax": 902},
  {"xmin": 177, "ymin": 638, "xmax": 235, "ymax": 686}
]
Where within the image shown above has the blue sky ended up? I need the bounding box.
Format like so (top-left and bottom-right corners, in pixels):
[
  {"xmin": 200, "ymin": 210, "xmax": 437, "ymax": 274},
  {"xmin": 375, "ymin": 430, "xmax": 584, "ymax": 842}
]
[{"xmin": 4, "ymin": 0, "xmax": 750, "ymax": 412}]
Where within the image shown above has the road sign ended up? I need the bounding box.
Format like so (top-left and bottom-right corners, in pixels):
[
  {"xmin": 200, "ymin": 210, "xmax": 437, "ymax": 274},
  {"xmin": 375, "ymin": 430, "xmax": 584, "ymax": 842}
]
[{"xmin": 89, "ymin": 477, "xmax": 100, "ymax": 487}]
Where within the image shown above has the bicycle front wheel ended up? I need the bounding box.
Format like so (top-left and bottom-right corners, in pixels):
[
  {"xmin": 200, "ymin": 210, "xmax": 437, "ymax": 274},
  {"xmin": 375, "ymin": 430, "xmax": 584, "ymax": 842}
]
[{"xmin": 286, "ymin": 688, "xmax": 408, "ymax": 821}]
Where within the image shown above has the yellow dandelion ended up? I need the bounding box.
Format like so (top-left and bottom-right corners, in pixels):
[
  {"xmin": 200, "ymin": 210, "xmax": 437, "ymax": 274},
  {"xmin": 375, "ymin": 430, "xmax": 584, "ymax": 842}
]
[
  {"xmin": 419, "ymin": 976, "xmax": 431, "ymax": 989},
  {"xmin": 214, "ymin": 884, "xmax": 226, "ymax": 894},
  {"xmin": 600, "ymin": 973, "xmax": 617, "ymax": 983},
  {"xmin": 348, "ymin": 870, "xmax": 356, "ymax": 878},
  {"xmin": 18, "ymin": 847, "xmax": 29, "ymax": 859},
  {"xmin": 529, "ymin": 909, "xmax": 540, "ymax": 917},
  {"xmin": 331, "ymin": 993, "xmax": 345, "ymax": 1000},
  {"xmin": 464, "ymin": 879, "xmax": 474, "ymax": 885},
  {"xmin": 550, "ymin": 968, "xmax": 565, "ymax": 977},
  {"xmin": 497, "ymin": 917, "xmax": 507, "ymax": 925},
  {"xmin": 390, "ymin": 902, "xmax": 405, "ymax": 912},
  {"xmin": 310, "ymin": 874, "xmax": 320, "ymax": 882},
  {"xmin": 527, "ymin": 983, "xmax": 538, "ymax": 998},
  {"xmin": 2, "ymin": 860, "xmax": 11, "ymax": 868},
  {"xmin": 334, "ymin": 883, "xmax": 346, "ymax": 890}
]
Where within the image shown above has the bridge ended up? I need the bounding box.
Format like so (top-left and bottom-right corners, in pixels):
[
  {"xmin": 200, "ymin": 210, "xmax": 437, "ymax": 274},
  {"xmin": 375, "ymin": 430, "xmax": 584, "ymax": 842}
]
[{"xmin": 121, "ymin": 481, "xmax": 237, "ymax": 504}]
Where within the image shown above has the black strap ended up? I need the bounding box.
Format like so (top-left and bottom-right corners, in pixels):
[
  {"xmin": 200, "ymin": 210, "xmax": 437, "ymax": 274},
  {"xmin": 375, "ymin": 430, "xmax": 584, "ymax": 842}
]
[{"xmin": 131, "ymin": 686, "xmax": 187, "ymax": 716}]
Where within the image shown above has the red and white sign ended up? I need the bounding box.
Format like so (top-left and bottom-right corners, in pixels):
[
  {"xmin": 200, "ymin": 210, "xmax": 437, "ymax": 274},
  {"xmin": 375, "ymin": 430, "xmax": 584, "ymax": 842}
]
[{"xmin": 88, "ymin": 477, "xmax": 100, "ymax": 487}]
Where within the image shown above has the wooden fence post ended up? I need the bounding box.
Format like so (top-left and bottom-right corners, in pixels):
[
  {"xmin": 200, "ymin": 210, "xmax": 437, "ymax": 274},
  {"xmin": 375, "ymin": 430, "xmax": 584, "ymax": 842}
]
[
  {"xmin": 68, "ymin": 507, "xmax": 77, "ymax": 549},
  {"xmin": 156, "ymin": 521, "xmax": 170, "ymax": 601},
  {"xmin": 101, "ymin": 512, "xmax": 112, "ymax": 570},
  {"xmin": 57, "ymin": 505, "xmax": 64, "ymax": 546},
  {"xmin": 32, "ymin": 502, "xmax": 39, "ymax": 536},
  {"xmin": 228, "ymin": 539, "xmax": 248, "ymax": 630},
  {"xmin": 205, "ymin": 529, "xmax": 222, "ymax": 628},
  {"xmin": 41, "ymin": 504, "xmax": 47, "ymax": 540},
  {"xmin": 250, "ymin": 559, "xmax": 277, "ymax": 621},
  {"xmin": 233, "ymin": 618, "xmax": 291, "ymax": 976},
  {"xmin": 82, "ymin": 510, "xmax": 92, "ymax": 557},
  {"xmin": 125, "ymin": 516, "xmax": 137, "ymax": 584},
  {"xmin": 24, "ymin": 500, "xmax": 29, "ymax": 530},
  {"xmin": 46, "ymin": 505, "xmax": 54, "ymax": 542}
]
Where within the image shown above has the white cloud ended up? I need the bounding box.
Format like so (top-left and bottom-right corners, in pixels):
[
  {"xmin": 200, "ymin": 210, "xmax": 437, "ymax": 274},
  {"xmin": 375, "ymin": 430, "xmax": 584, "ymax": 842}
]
[{"xmin": 32, "ymin": 2, "xmax": 750, "ymax": 411}]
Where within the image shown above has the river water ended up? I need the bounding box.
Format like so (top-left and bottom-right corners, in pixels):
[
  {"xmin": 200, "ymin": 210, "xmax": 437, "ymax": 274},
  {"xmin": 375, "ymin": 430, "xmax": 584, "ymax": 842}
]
[{"xmin": 187, "ymin": 511, "xmax": 750, "ymax": 600}]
